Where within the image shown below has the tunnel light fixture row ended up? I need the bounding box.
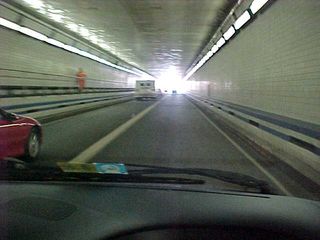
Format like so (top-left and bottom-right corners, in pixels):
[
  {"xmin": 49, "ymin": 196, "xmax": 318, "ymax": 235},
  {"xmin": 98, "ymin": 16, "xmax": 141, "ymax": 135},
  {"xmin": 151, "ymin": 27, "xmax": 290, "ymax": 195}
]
[
  {"xmin": 0, "ymin": 17, "xmax": 144, "ymax": 76},
  {"xmin": 250, "ymin": 0, "xmax": 269, "ymax": 14},
  {"xmin": 211, "ymin": 45, "xmax": 219, "ymax": 53},
  {"xmin": 19, "ymin": 27, "xmax": 48, "ymax": 41},
  {"xmin": 223, "ymin": 26, "xmax": 236, "ymax": 41},
  {"xmin": 45, "ymin": 38, "xmax": 65, "ymax": 48},
  {"xmin": 216, "ymin": 37, "xmax": 226, "ymax": 48},
  {"xmin": 183, "ymin": 0, "xmax": 270, "ymax": 81},
  {"xmin": 234, "ymin": 11, "xmax": 251, "ymax": 30},
  {"xmin": 0, "ymin": 17, "xmax": 20, "ymax": 31}
]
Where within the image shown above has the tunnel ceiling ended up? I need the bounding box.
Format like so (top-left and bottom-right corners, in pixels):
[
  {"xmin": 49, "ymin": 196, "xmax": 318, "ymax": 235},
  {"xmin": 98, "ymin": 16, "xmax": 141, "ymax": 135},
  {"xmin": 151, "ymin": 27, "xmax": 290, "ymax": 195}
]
[{"xmin": 16, "ymin": 0, "xmax": 236, "ymax": 78}]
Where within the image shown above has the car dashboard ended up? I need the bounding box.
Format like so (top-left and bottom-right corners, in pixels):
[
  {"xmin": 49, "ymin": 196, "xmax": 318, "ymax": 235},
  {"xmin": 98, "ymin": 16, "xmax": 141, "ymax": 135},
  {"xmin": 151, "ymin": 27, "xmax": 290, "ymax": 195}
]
[{"xmin": 0, "ymin": 181, "xmax": 319, "ymax": 240}]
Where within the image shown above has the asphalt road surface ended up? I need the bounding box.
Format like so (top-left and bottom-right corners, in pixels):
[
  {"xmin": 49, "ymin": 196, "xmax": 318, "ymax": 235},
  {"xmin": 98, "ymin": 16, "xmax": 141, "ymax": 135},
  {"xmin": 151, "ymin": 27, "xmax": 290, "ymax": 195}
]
[{"xmin": 38, "ymin": 95, "xmax": 320, "ymax": 199}]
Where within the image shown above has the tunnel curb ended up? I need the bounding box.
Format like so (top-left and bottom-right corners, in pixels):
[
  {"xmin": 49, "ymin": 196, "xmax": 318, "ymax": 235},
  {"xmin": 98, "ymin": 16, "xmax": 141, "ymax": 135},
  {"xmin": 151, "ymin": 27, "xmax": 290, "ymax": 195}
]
[
  {"xmin": 37, "ymin": 97, "xmax": 134, "ymax": 124},
  {"xmin": 185, "ymin": 94, "xmax": 320, "ymax": 196}
]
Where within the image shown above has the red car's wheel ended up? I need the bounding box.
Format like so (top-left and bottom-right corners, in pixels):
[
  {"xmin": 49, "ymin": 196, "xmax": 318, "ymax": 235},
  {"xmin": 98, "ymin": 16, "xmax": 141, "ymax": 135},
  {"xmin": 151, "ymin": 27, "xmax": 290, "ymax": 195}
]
[{"xmin": 25, "ymin": 128, "xmax": 41, "ymax": 161}]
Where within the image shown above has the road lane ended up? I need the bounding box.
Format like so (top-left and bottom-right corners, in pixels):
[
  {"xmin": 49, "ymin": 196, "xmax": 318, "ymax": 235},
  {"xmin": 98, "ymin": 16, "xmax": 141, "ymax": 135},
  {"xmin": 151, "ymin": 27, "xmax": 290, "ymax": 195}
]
[
  {"xmin": 38, "ymin": 100, "xmax": 154, "ymax": 162},
  {"xmin": 90, "ymin": 95, "xmax": 273, "ymax": 182},
  {"xmin": 38, "ymin": 94, "xmax": 320, "ymax": 198},
  {"xmin": 70, "ymin": 99, "xmax": 162, "ymax": 163}
]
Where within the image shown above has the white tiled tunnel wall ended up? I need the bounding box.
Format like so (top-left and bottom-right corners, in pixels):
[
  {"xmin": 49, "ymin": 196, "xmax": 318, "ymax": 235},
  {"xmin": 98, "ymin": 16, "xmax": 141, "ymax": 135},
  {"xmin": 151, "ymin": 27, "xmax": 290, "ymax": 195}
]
[
  {"xmin": 0, "ymin": 28, "xmax": 131, "ymax": 88},
  {"xmin": 190, "ymin": 0, "xmax": 320, "ymax": 125}
]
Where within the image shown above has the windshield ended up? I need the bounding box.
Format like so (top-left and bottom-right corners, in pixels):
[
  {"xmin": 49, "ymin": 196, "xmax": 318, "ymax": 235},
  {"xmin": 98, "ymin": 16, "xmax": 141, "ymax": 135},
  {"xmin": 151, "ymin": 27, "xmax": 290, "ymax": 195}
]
[{"xmin": 0, "ymin": 0, "xmax": 319, "ymax": 201}]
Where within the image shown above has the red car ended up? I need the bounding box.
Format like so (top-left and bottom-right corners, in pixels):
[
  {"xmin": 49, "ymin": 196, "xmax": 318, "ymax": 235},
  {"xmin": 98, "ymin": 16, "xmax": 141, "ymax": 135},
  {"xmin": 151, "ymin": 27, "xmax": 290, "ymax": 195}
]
[{"xmin": 0, "ymin": 108, "xmax": 42, "ymax": 161}]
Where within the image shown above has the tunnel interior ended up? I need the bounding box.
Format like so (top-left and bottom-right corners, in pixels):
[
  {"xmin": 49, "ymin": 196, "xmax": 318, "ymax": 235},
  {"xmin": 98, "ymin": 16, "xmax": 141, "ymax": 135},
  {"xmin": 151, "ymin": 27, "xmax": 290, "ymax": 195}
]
[{"xmin": 0, "ymin": 0, "xmax": 319, "ymax": 201}]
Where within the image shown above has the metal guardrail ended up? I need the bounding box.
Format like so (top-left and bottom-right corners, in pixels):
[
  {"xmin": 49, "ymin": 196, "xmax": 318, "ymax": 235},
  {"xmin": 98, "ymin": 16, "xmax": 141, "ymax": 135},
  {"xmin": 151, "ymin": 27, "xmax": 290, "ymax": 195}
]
[
  {"xmin": 8, "ymin": 94, "xmax": 133, "ymax": 115},
  {"xmin": 2, "ymin": 92, "xmax": 132, "ymax": 110},
  {"xmin": 187, "ymin": 93, "xmax": 320, "ymax": 156}
]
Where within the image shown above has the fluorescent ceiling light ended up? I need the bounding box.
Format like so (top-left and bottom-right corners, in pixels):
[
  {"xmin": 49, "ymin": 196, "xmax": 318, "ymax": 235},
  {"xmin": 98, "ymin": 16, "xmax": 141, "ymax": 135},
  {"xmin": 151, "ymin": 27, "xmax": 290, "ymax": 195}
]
[
  {"xmin": 198, "ymin": 59, "xmax": 206, "ymax": 66},
  {"xmin": 0, "ymin": 17, "xmax": 21, "ymax": 31},
  {"xmin": 223, "ymin": 26, "xmax": 236, "ymax": 40},
  {"xmin": 63, "ymin": 45, "xmax": 82, "ymax": 54},
  {"xmin": 250, "ymin": 0, "xmax": 269, "ymax": 14},
  {"xmin": 45, "ymin": 38, "xmax": 65, "ymax": 48},
  {"xmin": 187, "ymin": 70, "xmax": 195, "ymax": 79},
  {"xmin": 234, "ymin": 11, "xmax": 251, "ymax": 30},
  {"xmin": 19, "ymin": 27, "xmax": 47, "ymax": 41},
  {"xmin": 183, "ymin": 73, "xmax": 192, "ymax": 81},
  {"xmin": 189, "ymin": 68, "xmax": 195, "ymax": 74},
  {"xmin": 0, "ymin": 18, "xmax": 142, "ymax": 76},
  {"xmin": 206, "ymin": 50, "xmax": 214, "ymax": 58},
  {"xmin": 216, "ymin": 37, "xmax": 226, "ymax": 48},
  {"xmin": 117, "ymin": 67, "xmax": 136, "ymax": 74},
  {"xmin": 183, "ymin": 0, "xmax": 270, "ymax": 82},
  {"xmin": 88, "ymin": 54, "xmax": 101, "ymax": 62},
  {"xmin": 78, "ymin": 50, "xmax": 92, "ymax": 58},
  {"xmin": 89, "ymin": 55, "xmax": 101, "ymax": 62},
  {"xmin": 183, "ymin": 66, "xmax": 198, "ymax": 81},
  {"xmin": 84, "ymin": 52, "xmax": 95, "ymax": 59},
  {"xmin": 195, "ymin": 64, "xmax": 202, "ymax": 71},
  {"xmin": 203, "ymin": 55, "xmax": 210, "ymax": 61},
  {"xmin": 96, "ymin": 57, "xmax": 105, "ymax": 63},
  {"xmin": 211, "ymin": 45, "xmax": 219, "ymax": 53},
  {"xmin": 101, "ymin": 59, "xmax": 112, "ymax": 65}
]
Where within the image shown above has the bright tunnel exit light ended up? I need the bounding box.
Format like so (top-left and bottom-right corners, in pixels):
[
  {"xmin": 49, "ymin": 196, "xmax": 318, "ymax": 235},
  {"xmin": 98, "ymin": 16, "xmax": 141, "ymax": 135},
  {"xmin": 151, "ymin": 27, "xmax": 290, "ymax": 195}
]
[
  {"xmin": 234, "ymin": 11, "xmax": 251, "ymax": 30},
  {"xmin": 223, "ymin": 26, "xmax": 235, "ymax": 40},
  {"xmin": 250, "ymin": 0, "xmax": 269, "ymax": 14},
  {"xmin": 158, "ymin": 68, "xmax": 187, "ymax": 93}
]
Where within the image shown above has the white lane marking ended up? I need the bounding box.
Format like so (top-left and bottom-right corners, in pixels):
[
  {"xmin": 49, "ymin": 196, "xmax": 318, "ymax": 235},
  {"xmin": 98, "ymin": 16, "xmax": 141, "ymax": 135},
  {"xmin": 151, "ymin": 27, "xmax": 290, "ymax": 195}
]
[
  {"xmin": 69, "ymin": 99, "xmax": 162, "ymax": 163},
  {"xmin": 193, "ymin": 102, "xmax": 292, "ymax": 196}
]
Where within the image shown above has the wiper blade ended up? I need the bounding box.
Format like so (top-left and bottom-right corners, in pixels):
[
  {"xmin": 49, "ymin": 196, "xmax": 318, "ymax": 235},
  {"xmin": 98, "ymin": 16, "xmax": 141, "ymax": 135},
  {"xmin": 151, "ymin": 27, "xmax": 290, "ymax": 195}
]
[
  {"xmin": 0, "ymin": 159, "xmax": 204, "ymax": 185},
  {"xmin": 3, "ymin": 170, "xmax": 204, "ymax": 185},
  {"xmin": 0, "ymin": 159, "xmax": 271, "ymax": 192},
  {"xmin": 125, "ymin": 163, "xmax": 274, "ymax": 194}
]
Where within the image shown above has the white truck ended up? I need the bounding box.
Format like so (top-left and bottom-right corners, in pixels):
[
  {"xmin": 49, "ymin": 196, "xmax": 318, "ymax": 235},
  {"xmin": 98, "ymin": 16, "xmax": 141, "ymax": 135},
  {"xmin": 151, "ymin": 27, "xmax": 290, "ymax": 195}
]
[{"xmin": 134, "ymin": 80, "xmax": 157, "ymax": 100}]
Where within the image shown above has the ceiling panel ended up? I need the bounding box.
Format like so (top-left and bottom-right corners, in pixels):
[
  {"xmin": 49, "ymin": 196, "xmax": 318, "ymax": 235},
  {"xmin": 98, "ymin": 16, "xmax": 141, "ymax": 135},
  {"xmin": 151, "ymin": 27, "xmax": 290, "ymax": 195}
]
[{"xmin": 16, "ymin": 0, "xmax": 236, "ymax": 78}]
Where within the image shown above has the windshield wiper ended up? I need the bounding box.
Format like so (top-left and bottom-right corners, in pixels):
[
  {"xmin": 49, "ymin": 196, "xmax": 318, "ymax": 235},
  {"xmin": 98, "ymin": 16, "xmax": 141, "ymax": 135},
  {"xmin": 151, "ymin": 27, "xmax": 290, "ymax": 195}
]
[
  {"xmin": 0, "ymin": 159, "xmax": 273, "ymax": 193},
  {"xmin": 0, "ymin": 158, "xmax": 204, "ymax": 185},
  {"xmin": 125, "ymin": 163, "xmax": 274, "ymax": 194}
]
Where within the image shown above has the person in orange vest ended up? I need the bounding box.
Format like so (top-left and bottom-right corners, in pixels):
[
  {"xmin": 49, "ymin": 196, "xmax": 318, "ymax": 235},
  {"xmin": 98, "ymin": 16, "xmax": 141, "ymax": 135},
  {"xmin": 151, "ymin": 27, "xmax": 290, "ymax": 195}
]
[{"xmin": 76, "ymin": 68, "xmax": 87, "ymax": 92}]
